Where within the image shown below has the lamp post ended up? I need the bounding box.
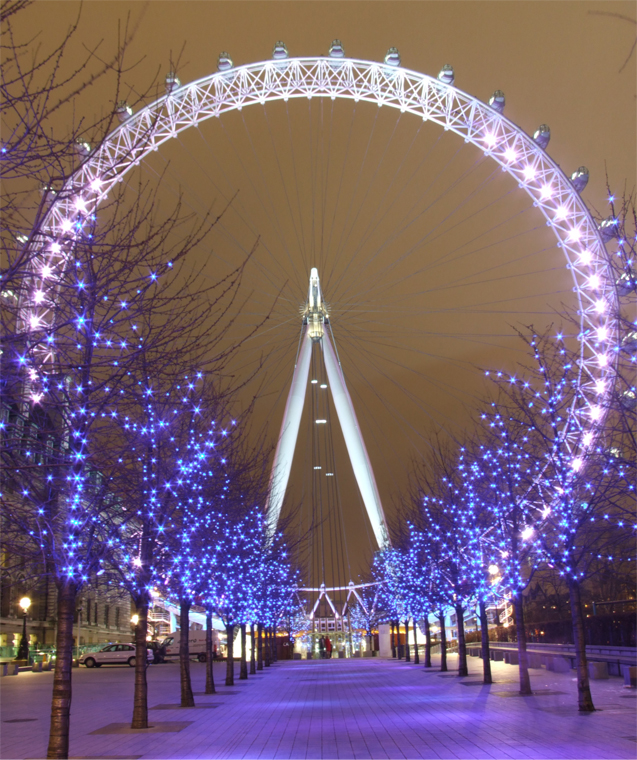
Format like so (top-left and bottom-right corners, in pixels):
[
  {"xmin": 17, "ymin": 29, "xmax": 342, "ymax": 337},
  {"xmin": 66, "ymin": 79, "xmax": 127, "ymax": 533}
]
[{"xmin": 15, "ymin": 597, "xmax": 31, "ymax": 662}]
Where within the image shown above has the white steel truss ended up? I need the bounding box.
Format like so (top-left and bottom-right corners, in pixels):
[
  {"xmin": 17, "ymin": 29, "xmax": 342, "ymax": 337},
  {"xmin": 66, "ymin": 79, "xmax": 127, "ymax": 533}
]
[{"xmin": 299, "ymin": 580, "xmax": 382, "ymax": 622}]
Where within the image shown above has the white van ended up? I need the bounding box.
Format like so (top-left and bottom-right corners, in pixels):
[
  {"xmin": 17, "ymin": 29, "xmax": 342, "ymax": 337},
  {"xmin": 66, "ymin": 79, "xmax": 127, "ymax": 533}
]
[{"xmin": 161, "ymin": 630, "xmax": 221, "ymax": 662}]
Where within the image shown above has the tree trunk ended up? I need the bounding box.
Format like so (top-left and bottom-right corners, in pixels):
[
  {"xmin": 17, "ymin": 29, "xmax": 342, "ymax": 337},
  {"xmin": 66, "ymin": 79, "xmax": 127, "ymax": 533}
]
[
  {"xmin": 249, "ymin": 623, "xmax": 256, "ymax": 675},
  {"xmin": 568, "ymin": 578, "xmax": 595, "ymax": 712},
  {"xmin": 413, "ymin": 619, "xmax": 420, "ymax": 664},
  {"xmin": 225, "ymin": 623, "xmax": 234, "ymax": 685},
  {"xmin": 391, "ymin": 620, "xmax": 396, "ymax": 658},
  {"xmin": 264, "ymin": 626, "xmax": 271, "ymax": 667},
  {"xmin": 438, "ymin": 611, "xmax": 447, "ymax": 672},
  {"xmin": 131, "ymin": 595, "xmax": 149, "ymax": 728},
  {"xmin": 396, "ymin": 620, "xmax": 404, "ymax": 659},
  {"xmin": 257, "ymin": 622, "xmax": 264, "ymax": 670},
  {"xmin": 205, "ymin": 609, "xmax": 215, "ymax": 695},
  {"xmin": 424, "ymin": 617, "xmax": 432, "ymax": 668},
  {"xmin": 179, "ymin": 598, "xmax": 195, "ymax": 707},
  {"xmin": 240, "ymin": 624, "xmax": 248, "ymax": 679},
  {"xmin": 404, "ymin": 619, "xmax": 411, "ymax": 662},
  {"xmin": 513, "ymin": 591, "xmax": 532, "ymax": 695},
  {"xmin": 455, "ymin": 603, "xmax": 468, "ymax": 677},
  {"xmin": 47, "ymin": 579, "xmax": 77, "ymax": 759},
  {"xmin": 272, "ymin": 626, "xmax": 278, "ymax": 662},
  {"xmin": 478, "ymin": 598, "xmax": 492, "ymax": 685}
]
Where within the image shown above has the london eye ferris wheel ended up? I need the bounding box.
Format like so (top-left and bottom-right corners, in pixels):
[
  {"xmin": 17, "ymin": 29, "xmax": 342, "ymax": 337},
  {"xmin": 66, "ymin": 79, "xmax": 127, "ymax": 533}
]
[{"xmin": 18, "ymin": 42, "xmax": 622, "ymax": 607}]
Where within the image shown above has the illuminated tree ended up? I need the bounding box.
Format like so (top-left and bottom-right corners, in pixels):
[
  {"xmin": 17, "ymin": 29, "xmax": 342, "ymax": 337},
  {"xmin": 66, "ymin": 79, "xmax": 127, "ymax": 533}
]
[
  {"xmin": 480, "ymin": 330, "xmax": 636, "ymax": 709},
  {"xmin": 1, "ymin": 166, "xmax": 232, "ymax": 757}
]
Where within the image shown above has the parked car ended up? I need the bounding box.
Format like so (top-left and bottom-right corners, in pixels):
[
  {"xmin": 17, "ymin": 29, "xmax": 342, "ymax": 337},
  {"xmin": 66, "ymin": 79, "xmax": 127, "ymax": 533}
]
[{"xmin": 79, "ymin": 643, "xmax": 153, "ymax": 668}]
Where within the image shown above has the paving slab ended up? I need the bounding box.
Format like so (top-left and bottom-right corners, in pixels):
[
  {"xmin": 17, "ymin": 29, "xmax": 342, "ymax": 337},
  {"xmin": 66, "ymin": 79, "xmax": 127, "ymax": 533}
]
[{"xmin": 1, "ymin": 656, "xmax": 636, "ymax": 759}]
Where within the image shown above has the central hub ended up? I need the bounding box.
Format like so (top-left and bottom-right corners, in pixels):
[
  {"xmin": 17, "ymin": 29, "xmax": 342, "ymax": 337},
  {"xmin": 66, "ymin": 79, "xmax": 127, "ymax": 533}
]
[{"xmin": 303, "ymin": 267, "xmax": 329, "ymax": 341}]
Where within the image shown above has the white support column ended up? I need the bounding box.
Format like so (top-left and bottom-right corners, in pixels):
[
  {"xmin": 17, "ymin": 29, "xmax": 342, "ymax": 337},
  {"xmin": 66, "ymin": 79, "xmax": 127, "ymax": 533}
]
[
  {"xmin": 265, "ymin": 325, "xmax": 313, "ymax": 540},
  {"xmin": 322, "ymin": 329, "xmax": 390, "ymax": 549}
]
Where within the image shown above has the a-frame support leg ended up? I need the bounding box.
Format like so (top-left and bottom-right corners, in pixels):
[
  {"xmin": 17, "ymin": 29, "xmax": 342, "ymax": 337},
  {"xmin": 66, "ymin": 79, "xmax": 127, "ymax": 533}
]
[
  {"xmin": 322, "ymin": 329, "xmax": 389, "ymax": 549},
  {"xmin": 265, "ymin": 326, "xmax": 313, "ymax": 539}
]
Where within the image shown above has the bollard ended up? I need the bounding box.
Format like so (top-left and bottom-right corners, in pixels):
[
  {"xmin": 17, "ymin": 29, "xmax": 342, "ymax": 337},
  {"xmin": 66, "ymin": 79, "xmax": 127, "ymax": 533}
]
[
  {"xmin": 0, "ymin": 663, "xmax": 7, "ymax": 677},
  {"xmin": 32, "ymin": 661, "xmax": 42, "ymax": 672}
]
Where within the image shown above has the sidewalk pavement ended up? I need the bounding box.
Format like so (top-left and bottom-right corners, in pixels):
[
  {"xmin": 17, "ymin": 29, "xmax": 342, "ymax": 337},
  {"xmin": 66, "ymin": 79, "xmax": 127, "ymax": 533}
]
[{"xmin": 1, "ymin": 654, "xmax": 635, "ymax": 759}]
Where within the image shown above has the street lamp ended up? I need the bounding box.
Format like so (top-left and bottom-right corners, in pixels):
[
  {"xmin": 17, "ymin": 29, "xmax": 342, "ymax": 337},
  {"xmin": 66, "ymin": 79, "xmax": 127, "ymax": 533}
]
[{"xmin": 15, "ymin": 597, "xmax": 31, "ymax": 662}]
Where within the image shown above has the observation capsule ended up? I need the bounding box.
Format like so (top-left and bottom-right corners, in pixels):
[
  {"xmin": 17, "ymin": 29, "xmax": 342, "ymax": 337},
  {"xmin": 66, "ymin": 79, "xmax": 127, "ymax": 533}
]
[
  {"xmin": 74, "ymin": 139, "xmax": 91, "ymax": 157},
  {"xmin": 328, "ymin": 39, "xmax": 345, "ymax": 58},
  {"xmin": 384, "ymin": 47, "xmax": 401, "ymax": 67},
  {"xmin": 616, "ymin": 269, "xmax": 637, "ymax": 296},
  {"xmin": 272, "ymin": 41, "xmax": 288, "ymax": 59},
  {"xmin": 165, "ymin": 72, "xmax": 181, "ymax": 95},
  {"xmin": 621, "ymin": 330, "xmax": 637, "ymax": 355},
  {"xmin": 598, "ymin": 216, "xmax": 619, "ymax": 242},
  {"xmin": 619, "ymin": 389, "xmax": 637, "ymax": 410},
  {"xmin": 489, "ymin": 90, "xmax": 505, "ymax": 113},
  {"xmin": 533, "ymin": 124, "xmax": 551, "ymax": 149},
  {"xmin": 116, "ymin": 101, "xmax": 133, "ymax": 122},
  {"xmin": 217, "ymin": 52, "xmax": 233, "ymax": 72},
  {"xmin": 437, "ymin": 64, "xmax": 454, "ymax": 86},
  {"xmin": 570, "ymin": 166, "xmax": 589, "ymax": 193}
]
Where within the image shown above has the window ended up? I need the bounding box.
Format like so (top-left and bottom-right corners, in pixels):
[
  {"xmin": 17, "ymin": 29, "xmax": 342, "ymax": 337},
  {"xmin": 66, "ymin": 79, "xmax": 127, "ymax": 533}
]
[
  {"xmin": 94, "ymin": 603, "xmax": 98, "ymax": 626},
  {"xmin": 104, "ymin": 605, "xmax": 110, "ymax": 628},
  {"xmin": 45, "ymin": 436, "xmax": 55, "ymax": 463},
  {"xmin": 115, "ymin": 607, "xmax": 120, "ymax": 629},
  {"xmin": 86, "ymin": 599, "xmax": 91, "ymax": 622}
]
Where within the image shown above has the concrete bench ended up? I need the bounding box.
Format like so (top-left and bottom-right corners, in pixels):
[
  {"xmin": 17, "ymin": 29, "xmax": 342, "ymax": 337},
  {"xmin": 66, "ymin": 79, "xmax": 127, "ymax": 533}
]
[
  {"xmin": 547, "ymin": 656, "xmax": 572, "ymax": 673},
  {"xmin": 588, "ymin": 661, "xmax": 609, "ymax": 680},
  {"xmin": 1, "ymin": 663, "xmax": 19, "ymax": 676},
  {"xmin": 504, "ymin": 651, "xmax": 519, "ymax": 666},
  {"xmin": 622, "ymin": 665, "xmax": 636, "ymax": 688}
]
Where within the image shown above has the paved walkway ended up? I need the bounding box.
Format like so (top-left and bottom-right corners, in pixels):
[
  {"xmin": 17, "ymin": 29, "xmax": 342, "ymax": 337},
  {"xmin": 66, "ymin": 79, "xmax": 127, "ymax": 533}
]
[{"xmin": 1, "ymin": 655, "xmax": 636, "ymax": 759}]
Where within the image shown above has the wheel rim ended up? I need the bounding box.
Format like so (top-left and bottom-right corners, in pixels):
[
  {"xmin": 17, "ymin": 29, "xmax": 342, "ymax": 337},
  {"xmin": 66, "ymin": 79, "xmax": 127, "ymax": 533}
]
[{"xmin": 20, "ymin": 55, "xmax": 617, "ymax": 467}]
